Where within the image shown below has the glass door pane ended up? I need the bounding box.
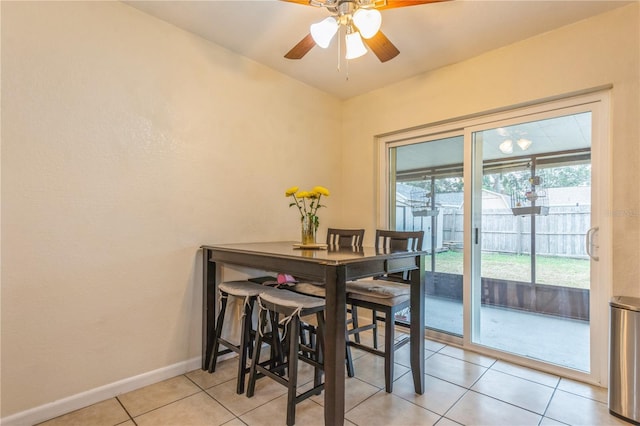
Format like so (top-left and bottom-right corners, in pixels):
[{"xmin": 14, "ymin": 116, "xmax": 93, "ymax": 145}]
[
  {"xmin": 390, "ymin": 135, "xmax": 464, "ymax": 336},
  {"xmin": 471, "ymin": 112, "xmax": 592, "ymax": 371}
]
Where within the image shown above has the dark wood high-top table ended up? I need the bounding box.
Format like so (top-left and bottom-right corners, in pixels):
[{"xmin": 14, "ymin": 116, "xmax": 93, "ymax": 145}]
[{"xmin": 201, "ymin": 241, "xmax": 425, "ymax": 426}]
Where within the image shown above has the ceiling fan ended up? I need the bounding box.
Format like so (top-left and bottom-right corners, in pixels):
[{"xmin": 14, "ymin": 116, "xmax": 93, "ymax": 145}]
[{"xmin": 281, "ymin": 0, "xmax": 447, "ymax": 62}]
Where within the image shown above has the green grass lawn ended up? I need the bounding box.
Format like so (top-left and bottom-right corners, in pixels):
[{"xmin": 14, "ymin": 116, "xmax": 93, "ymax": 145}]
[{"xmin": 426, "ymin": 250, "xmax": 590, "ymax": 289}]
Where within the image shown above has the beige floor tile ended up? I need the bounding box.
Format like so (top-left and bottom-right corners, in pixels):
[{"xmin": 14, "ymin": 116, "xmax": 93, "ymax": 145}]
[
  {"xmin": 239, "ymin": 393, "xmax": 325, "ymax": 426},
  {"xmin": 118, "ymin": 375, "xmax": 201, "ymax": 417},
  {"xmin": 221, "ymin": 419, "xmax": 249, "ymax": 426},
  {"xmin": 134, "ymin": 391, "xmax": 234, "ymax": 426},
  {"xmin": 309, "ymin": 376, "xmax": 380, "ymax": 411},
  {"xmin": 115, "ymin": 421, "xmax": 135, "ymax": 426},
  {"xmin": 439, "ymin": 345, "xmax": 497, "ymax": 368},
  {"xmin": 37, "ymin": 398, "xmax": 130, "ymax": 426},
  {"xmin": 446, "ymin": 390, "xmax": 542, "ymax": 426},
  {"xmin": 545, "ymin": 389, "xmax": 629, "ymax": 426},
  {"xmin": 394, "ymin": 342, "xmax": 435, "ymax": 368},
  {"xmin": 425, "ymin": 353, "xmax": 487, "ymax": 388},
  {"xmin": 345, "ymin": 391, "xmax": 441, "ymax": 426},
  {"xmin": 392, "ymin": 373, "xmax": 467, "ymax": 415},
  {"xmin": 471, "ymin": 369, "xmax": 555, "ymax": 414},
  {"xmin": 206, "ymin": 372, "xmax": 287, "ymax": 416},
  {"xmin": 491, "ymin": 360, "xmax": 560, "ymax": 387},
  {"xmin": 539, "ymin": 416, "xmax": 568, "ymax": 425},
  {"xmin": 350, "ymin": 352, "xmax": 410, "ymax": 389},
  {"xmin": 424, "ymin": 338, "xmax": 447, "ymax": 353},
  {"xmin": 435, "ymin": 418, "xmax": 464, "ymax": 426},
  {"xmin": 557, "ymin": 377, "xmax": 608, "ymax": 403},
  {"xmin": 186, "ymin": 359, "xmax": 240, "ymax": 389}
]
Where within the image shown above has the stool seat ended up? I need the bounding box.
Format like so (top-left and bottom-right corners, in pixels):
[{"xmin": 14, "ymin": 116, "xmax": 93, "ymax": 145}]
[
  {"xmin": 259, "ymin": 289, "xmax": 325, "ymax": 310},
  {"xmin": 219, "ymin": 280, "xmax": 277, "ymax": 297},
  {"xmin": 247, "ymin": 289, "xmax": 326, "ymax": 426}
]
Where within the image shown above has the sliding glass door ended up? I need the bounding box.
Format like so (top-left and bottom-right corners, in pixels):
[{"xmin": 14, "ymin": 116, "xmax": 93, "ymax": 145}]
[
  {"xmin": 470, "ymin": 111, "xmax": 594, "ymax": 372},
  {"xmin": 381, "ymin": 91, "xmax": 610, "ymax": 383},
  {"xmin": 389, "ymin": 134, "xmax": 464, "ymax": 336}
]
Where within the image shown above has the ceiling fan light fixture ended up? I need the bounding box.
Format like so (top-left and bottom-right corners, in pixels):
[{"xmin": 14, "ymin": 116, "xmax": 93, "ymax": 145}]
[
  {"xmin": 499, "ymin": 139, "xmax": 513, "ymax": 154},
  {"xmin": 345, "ymin": 29, "xmax": 367, "ymax": 59},
  {"xmin": 352, "ymin": 8, "xmax": 382, "ymax": 39},
  {"xmin": 310, "ymin": 16, "xmax": 338, "ymax": 48},
  {"xmin": 517, "ymin": 138, "xmax": 532, "ymax": 151}
]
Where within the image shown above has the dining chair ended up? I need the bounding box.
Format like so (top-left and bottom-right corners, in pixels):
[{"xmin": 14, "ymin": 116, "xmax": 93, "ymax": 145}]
[
  {"xmin": 346, "ymin": 229, "xmax": 424, "ymax": 393},
  {"xmin": 291, "ymin": 227, "xmax": 365, "ymax": 378},
  {"xmin": 326, "ymin": 227, "xmax": 365, "ymax": 248}
]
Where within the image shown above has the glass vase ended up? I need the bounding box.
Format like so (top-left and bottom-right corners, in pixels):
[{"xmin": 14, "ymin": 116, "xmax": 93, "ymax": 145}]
[{"xmin": 301, "ymin": 215, "xmax": 317, "ymax": 245}]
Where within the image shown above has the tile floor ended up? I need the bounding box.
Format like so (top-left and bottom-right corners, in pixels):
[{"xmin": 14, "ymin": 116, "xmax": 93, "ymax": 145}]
[{"xmin": 37, "ymin": 330, "xmax": 628, "ymax": 426}]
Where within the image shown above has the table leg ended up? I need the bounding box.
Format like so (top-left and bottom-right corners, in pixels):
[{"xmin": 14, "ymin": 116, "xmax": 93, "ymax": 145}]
[
  {"xmin": 202, "ymin": 249, "xmax": 217, "ymax": 370},
  {"xmin": 324, "ymin": 265, "xmax": 346, "ymax": 425},
  {"xmin": 410, "ymin": 254, "xmax": 425, "ymax": 394}
]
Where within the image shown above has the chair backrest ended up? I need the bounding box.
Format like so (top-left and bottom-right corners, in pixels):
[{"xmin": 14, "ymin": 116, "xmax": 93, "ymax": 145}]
[
  {"xmin": 375, "ymin": 230, "xmax": 424, "ymax": 253},
  {"xmin": 326, "ymin": 228, "xmax": 365, "ymax": 248},
  {"xmin": 374, "ymin": 230, "xmax": 424, "ymax": 282}
]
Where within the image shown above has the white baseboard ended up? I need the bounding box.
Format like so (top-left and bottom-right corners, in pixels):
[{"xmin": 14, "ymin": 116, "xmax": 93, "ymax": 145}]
[{"xmin": 1, "ymin": 356, "xmax": 211, "ymax": 426}]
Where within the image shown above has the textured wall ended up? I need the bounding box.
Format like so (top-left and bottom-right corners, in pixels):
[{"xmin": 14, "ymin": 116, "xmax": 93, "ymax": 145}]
[{"xmin": 1, "ymin": 1, "xmax": 341, "ymax": 416}]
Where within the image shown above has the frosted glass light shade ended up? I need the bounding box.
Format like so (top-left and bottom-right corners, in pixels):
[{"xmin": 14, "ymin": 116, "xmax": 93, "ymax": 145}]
[
  {"xmin": 345, "ymin": 31, "xmax": 367, "ymax": 59},
  {"xmin": 499, "ymin": 139, "xmax": 513, "ymax": 154},
  {"xmin": 353, "ymin": 8, "xmax": 382, "ymax": 39},
  {"xmin": 310, "ymin": 17, "xmax": 338, "ymax": 48},
  {"xmin": 517, "ymin": 138, "xmax": 532, "ymax": 150}
]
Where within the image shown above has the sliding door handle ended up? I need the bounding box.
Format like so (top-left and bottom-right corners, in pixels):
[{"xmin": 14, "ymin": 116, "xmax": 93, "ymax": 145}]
[{"xmin": 585, "ymin": 226, "xmax": 599, "ymax": 261}]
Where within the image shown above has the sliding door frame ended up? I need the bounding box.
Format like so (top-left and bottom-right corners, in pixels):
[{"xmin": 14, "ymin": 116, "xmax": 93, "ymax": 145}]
[{"xmin": 378, "ymin": 89, "xmax": 611, "ymax": 385}]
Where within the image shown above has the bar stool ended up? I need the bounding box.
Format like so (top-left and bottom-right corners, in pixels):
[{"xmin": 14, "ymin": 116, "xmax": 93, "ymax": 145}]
[
  {"xmin": 247, "ymin": 289, "xmax": 326, "ymax": 426},
  {"xmin": 208, "ymin": 280, "xmax": 278, "ymax": 394}
]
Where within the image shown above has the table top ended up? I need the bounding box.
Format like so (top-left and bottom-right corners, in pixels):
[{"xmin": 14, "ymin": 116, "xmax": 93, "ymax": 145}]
[{"xmin": 201, "ymin": 241, "xmax": 426, "ymax": 265}]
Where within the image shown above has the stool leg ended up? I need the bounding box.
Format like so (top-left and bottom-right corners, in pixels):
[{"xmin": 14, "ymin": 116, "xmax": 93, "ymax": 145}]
[
  {"xmin": 247, "ymin": 307, "xmax": 266, "ymax": 398},
  {"xmin": 209, "ymin": 293, "xmax": 228, "ymax": 373},
  {"xmin": 286, "ymin": 317, "xmax": 300, "ymax": 426},
  {"xmin": 384, "ymin": 310, "xmax": 395, "ymax": 393},
  {"xmin": 351, "ymin": 305, "xmax": 361, "ymax": 344},
  {"xmin": 315, "ymin": 311, "xmax": 326, "ymax": 390},
  {"xmin": 236, "ymin": 299, "xmax": 253, "ymax": 394},
  {"xmin": 372, "ymin": 309, "xmax": 379, "ymax": 349},
  {"xmin": 345, "ymin": 331, "xmax": 354, "ymax": 378}
]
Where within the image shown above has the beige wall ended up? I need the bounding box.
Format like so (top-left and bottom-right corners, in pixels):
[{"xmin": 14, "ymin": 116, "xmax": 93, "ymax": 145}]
[
  {"xmin": 1, "ymin": 1, "xmax": 341, "ymax": 417},
  {"xmin": 341, "ymin": 3, "xmax": 640, "ymax": 298},
  {"xmin": 2, "ymin": 0, "xmax": 639, "ymax": 420}
]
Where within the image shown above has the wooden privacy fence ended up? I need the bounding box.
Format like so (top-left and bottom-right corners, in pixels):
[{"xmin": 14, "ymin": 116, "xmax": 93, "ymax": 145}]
[{"xmin": 441, "ymin": 205, "xmax": 591, "ymax": 258}]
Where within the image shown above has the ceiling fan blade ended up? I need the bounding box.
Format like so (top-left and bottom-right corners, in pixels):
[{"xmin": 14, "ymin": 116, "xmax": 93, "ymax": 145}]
[
  {"xmin": 284, "ymin": 34, "xmax": 316, "ymax": 59},
  {"xmin": 363, "ymin": 31, "xmax": 399, "ymax": 62},
  {"xmin": 379, "ymin": 0, "xmax": 449, "ymax": 10},
  {"xmin": 279, "ymin": 0, "xmax": 312, "ymax": 5}
]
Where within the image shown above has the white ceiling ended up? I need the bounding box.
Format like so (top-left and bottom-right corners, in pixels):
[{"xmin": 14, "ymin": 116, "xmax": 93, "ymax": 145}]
[{"xmin": 125, "ymin": 0, "xmax": 631, "ymax": 100}]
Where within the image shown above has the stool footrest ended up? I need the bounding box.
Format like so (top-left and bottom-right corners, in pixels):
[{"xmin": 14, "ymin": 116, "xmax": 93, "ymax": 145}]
[{"xmin": 295, "ymin": 383, "xmax": 325, "ymax": 403}]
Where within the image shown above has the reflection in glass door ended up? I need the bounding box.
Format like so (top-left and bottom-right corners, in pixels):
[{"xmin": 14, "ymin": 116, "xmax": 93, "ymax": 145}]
[
  {"xmin": 390, "ymin": 135, "xmax": 464, "ymax": 336},
  {"xmin": 471, "ymin": 112, "xmax": 593, "ymax": 371}
]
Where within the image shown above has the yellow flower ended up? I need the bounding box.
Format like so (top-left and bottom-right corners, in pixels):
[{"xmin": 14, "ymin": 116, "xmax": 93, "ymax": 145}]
[
  {"xmin": 285, "ymin": 186, "xmax": 299, "ymax": 197},
  {"xmin": 313, "ymin": 186, "xmax": 330, "ymax": 197},
  {"xmin": 285, "ymin": 186, "xmax": 329, "ymax": 230}
]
